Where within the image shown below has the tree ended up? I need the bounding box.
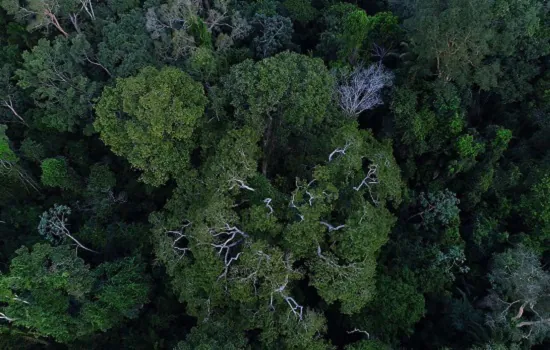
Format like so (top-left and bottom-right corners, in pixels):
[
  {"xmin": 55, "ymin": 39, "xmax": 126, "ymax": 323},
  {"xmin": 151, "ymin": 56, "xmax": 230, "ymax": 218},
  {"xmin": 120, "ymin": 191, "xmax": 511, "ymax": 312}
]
[
  {"xmin": 94, "ymin": 66, "xmax": 208, "ymax": 186},
  {"xmin": 353, "ymin": 271, "xmax": 426, "ymax": 342},
  {"xmin": 97, "ymin": 9, "xmax": 156, "ymax": 78},
  {"xmin": 40, "ymin": 157, "xmax": 78, "ymax": 190},
  {"xmin": 338, "ymin": 63, "xmax": 394, "ymax": 117},
  {"xmin": 16, "ymin": 37, "xmax": 99, "ymax": 132},
  {"xmin": 219, "ymin": 51, "xmax": 334, "ymax": 176},
  {"xmin": 412, "ymin": 189, "xmax": 461, "ymax": 227},
  {"xmin": 0, "ymin": 244, "xmax": 150, "ymax": 342},
  {"xmin": 1, "ymin": 0, "xmax": 76, "ymax": 37},
  {"xmin": 145, "ymin": 0, "xmax": 251, "ymax": 60},
  {"xmin": 38, "ymin": 204, "xmax": 96, "ymax": 253},
  {"xmin": 485, "ymin": 246, "xmax": 550, "ymax": 344},
  {"xmin": 0, "ymin": 124, "xmax": 38, "ymax": 192},
  {"xmin": 399, "ymin": 0, "xmax": 496, "ymax": 87},
  {"xmin": 251, "ymin": 14, "xmax": 293, "ymax": 58},
  {"xmin": 0, "ymin": 63, "xmax": 26, "ymax": 125}
]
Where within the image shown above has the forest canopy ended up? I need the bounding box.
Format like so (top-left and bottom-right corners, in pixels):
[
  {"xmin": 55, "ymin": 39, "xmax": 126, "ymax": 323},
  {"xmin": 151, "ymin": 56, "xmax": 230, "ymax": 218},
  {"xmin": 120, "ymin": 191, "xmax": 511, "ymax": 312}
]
[{"xmin": 0, "ymin": 0, "xmax": 549, "ymax": 349}]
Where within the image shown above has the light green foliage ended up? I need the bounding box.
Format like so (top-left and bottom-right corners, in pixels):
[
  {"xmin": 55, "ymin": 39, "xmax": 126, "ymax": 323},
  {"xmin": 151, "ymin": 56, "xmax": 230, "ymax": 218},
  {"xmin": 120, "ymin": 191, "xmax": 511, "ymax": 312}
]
[
  {"xmin": 0, "ymin": 244, "xmax": 150, "ymax": 342},
  {"xmin": 456, "ymin": 134, "xmax": 485, "ymax": 159},
  {"xmin": 318, "ymin": 6, "xmax": 399, "ymax": 64},
  {"xmin": 153, "ymin": 119, "xmax": 402, "ymax": 326},
  {"xmin": 318, "ymin": 4, "xmax": 368, "ymax": 63},
  {"xmin": 223, "ymin": 51, "xmax": 333, "ymax": 127},
  {"xmin": 16, "ymin": 37, "xmax": 98, "ymax": 132},
  {"xmin": 340, "ymin": 9, "xmax": 369, "ymax": 62},
  {"xmin": 40, "ymin": 157, "xmax": 77, "ymax": 190},
  {"xmin": 186, "ymin": 46, "xmax": 218, "ymax": 82},
  {"xmin": 94, "ymin": 66, "xmax": 207, "ymax": 186},
  {"xmin": 365, "ymin": 12, "xmax": 400, "ymax": 50},
  {"xmin": 491, "ymin": 128, "xmax": 513, "ymax": 154}
]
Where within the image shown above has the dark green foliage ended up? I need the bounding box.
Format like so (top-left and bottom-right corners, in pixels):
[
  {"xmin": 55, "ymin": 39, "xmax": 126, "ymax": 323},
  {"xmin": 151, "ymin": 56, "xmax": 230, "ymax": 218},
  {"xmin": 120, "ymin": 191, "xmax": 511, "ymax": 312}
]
[
  {"xmin": 0, "ymin": 244, "xmax": 150, "ymax": 342},
  {"xmin": 251, "ymin": 14, "xmax": 294, "ymax": 58},
  {"xmin": 17, "ymin": 37, "xmax": 99, "ymax": 132},
  {"xmin": 98, "ymin": 10, "xmax": 156, "ymax": 78}
]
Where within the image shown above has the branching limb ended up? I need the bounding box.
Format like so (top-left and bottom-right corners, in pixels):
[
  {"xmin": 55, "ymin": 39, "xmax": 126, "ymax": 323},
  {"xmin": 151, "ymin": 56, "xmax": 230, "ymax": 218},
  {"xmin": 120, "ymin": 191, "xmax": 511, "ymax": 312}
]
[
  {"xmin": 353, "ymin": 164, "xmax": 379, "ymax": 205},
  {"xmin": 0, "ymin": 312, "xmax": 15, "ymax": 322},
  {"xmin": 347, "ymin": 328, "xmax": 370, "ymax": 338},
  {"xmin": 328, "ymin": 141, "xmax": 352, "ymax": 162},
  {"xmin": 263, "ymin": 198, "xmax": 274, "ymax": 215},
  {"xmin": 319, "ymin": 221, "xmax": 345, "ymax": 232},
  {"xmin": 229, "ymin": 178, "xmax": 255, "ymax": 191}
]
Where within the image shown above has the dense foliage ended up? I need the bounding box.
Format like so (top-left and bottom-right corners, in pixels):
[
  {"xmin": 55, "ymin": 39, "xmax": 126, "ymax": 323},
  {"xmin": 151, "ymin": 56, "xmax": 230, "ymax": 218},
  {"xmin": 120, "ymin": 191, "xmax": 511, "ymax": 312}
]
[{"xmin": 0, "ymin": 0, "xmax": 549, "ymax": 349}]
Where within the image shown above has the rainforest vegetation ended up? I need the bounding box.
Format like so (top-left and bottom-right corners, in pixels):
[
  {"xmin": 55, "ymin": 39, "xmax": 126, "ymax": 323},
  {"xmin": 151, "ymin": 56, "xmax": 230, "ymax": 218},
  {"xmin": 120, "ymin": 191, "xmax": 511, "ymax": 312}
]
[{"xmin": 0, "ymin": 0, "xmax": 550, "ymax": 349}]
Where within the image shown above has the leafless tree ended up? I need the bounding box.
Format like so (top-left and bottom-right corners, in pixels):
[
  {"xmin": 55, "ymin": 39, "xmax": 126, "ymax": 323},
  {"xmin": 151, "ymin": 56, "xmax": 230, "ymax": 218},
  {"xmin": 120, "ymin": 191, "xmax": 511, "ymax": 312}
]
[{"xmin": 337, "ymin": 63, "xmax": 394, "ymax": 117}]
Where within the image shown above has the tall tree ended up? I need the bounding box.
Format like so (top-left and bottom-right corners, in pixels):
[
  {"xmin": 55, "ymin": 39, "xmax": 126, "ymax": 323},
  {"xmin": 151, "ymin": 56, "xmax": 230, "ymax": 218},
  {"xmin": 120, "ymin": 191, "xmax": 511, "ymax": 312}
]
[{"xmin": 94, "ymin": 66, "xmax": 208, "ymax": 186}]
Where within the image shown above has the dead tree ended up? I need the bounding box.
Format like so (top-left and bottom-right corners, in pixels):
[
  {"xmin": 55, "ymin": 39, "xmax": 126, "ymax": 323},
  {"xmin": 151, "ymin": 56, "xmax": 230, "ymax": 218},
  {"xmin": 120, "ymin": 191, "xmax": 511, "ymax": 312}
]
[{"xmin": 337, "ymin": 63, "xmax": 394, "ymax": 117}]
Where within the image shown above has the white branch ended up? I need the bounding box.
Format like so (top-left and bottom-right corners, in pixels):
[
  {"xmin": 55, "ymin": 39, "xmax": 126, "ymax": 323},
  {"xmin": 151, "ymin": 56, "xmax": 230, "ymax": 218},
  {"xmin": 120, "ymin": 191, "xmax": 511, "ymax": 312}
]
[
  {"xmin": 353, "ymin": 164, "xmax": 379, "ymax": 205},
  {"xmin": 0, "ymin": 312, "xmax": 15, "ymax": 322},
  {"xmin": 347, "ymin": 328, "xmax": 370, "ymax": 338},
  {"xmin": 328, "ymin": 141, "xmax": 352, "ymax": 162},
  {"xmin": 319, "ymin": 221, "xmax": 346, "ymax": 232},
  {"xmin": 263, "ymin": 198, "xmax": 274, "ymax": 215},
  {"xmin": 229, "ymin": 178, "xmax": 255, "ymax": 192}
]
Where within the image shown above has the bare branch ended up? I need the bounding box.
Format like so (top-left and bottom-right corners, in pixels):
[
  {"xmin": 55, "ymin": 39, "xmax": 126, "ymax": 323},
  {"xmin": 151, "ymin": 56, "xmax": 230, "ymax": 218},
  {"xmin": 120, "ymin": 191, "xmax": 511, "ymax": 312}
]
[
  {"xmin": 0, "ymin": 312, "xmax": 16, "ymax": 322},
  {"xmin": 319, "ymin": 221, "xmax": 345, "ymax": 232},
  {"xmin": 263, "ymin": 198, "xmax": 274, "ymax": 215},
  {"xmin": 229, "ymin": 178, "xmax": 255, "ymax": 192},
  {"xmin": 328, "ymin": 141, "xmax": 352, "ymax": 162},
  {"xmin": 347, "ymin": 328, "xmax": 370, "ymax": 338}
]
